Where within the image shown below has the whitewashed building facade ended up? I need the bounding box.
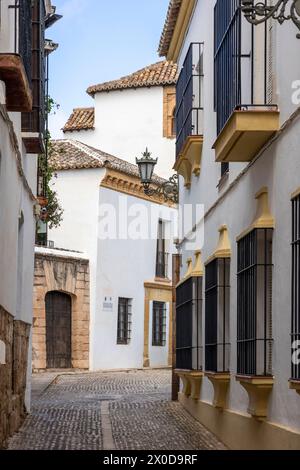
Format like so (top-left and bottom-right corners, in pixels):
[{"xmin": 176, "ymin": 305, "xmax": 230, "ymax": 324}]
[
  {"xmin": 0, "ymin": 0, "xmax": 60, "ymax": 447},
  {"xmin": 159, "ymin": 0, "xmax": 300, "ymax": 450},
  {"xmin": 32, "ymin": 139, "xmax": 176, "ymax": 372},
  {"xmin": 63, "ymin": 61, "xmax": 177, "ymax": 179}
]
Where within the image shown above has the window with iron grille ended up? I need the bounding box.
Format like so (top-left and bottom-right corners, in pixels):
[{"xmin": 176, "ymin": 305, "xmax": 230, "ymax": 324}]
[
  {"xmin": 291, "ymin": 195, "xmax": 300, "ymax": 380},
  {"xmin": 156, "ymin": 220, "xmax": 168, "ymax": 278},
  {"xmin": 21, "ymin": 0, "xmax": 46, "ymax": 141},
  {"xmin": 152, "ymin": 302, "xmax": 166, "ymax": 347},
  {"xmin": 214, "ymin": 0, "xmax": 241, "ymax": 176},
  {"xmin": 205, "ymin": 258, "xmax": 230, "ymax": 373},
  {"xmin": 175, "ymin": 42, "xmax": 204, "ymax": 161},
  {"xmin": 176, "ymin": 276, "xmax": 202, "ymax": 370},
  {"xmin": 117, "ymin": 298, "xmax": 132, "ymax": 345},
  {"xmin": 237, "ymin": 229, "xmax": 273, "ymax": 376}
]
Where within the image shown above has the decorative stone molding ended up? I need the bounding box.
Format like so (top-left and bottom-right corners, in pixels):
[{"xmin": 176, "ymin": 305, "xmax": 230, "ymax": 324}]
[
  {"xmin": 205, "ymin": 372, "xmax": 231, "ymax": 409},
  {"xmin": 237, "ymin": 187, "xmax": 275, "ymax": 241},
  {"xmin": 236, "ymin": 375, "xmax": 274, "ymax": 420},
  {"xmin": 101, "ymin": 169, "xmax": 173, "ymax": 206},
  {"xmin": 163, "ymin": 86, "xmax": 176, "ymax": 139},
  {"xmin": 205, "ymin": 225, "xmax": 231, "ymax": 265},
  {"xmin": 173, "ymin": 155, "xmax": 192, "ymax": 188},
  {"xmin": 177, "ymin": 250, "xmax": 204, "ymax": 287},
  {"xmin": 175, "ymin": 370, "xmax": 204, "ymax": 400},
  {"xmin": 289, "ymin": 380, "xmax": 300, "ymax": 395}
]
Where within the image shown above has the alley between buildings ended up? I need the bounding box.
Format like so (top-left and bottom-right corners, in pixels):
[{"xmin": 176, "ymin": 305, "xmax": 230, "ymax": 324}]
[{"xmin": 7, "ymin": 370, "xmax": 226, "ymax": 451}]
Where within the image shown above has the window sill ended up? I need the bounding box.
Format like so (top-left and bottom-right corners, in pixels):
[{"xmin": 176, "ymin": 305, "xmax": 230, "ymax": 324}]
[
  {"xmin": 289, "ymin": 379, "xmax": 300, "ymax": 395},
  {"xmin": 236, "ymin": 375, "xmax": 274, "ymax": 420},
  {"xmin": 205, "ymin": 372, "xmax": 231, "ymax": 409},
  {"xmin": 175, "ymin": 369, "xmax": 204, "ymax": 400}
]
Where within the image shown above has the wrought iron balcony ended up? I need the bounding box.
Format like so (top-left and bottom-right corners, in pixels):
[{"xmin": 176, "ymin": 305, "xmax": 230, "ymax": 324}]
[
  {"xmin": 0, "ymin": 0, "xmax": 33, "ymax": 111},
  {"xmin": 22, "ymin": 0, "xmax": 47, "ymax": 154},
  {"xmin": 174, "ymin": 43, "xmax": 204, "ymax": 188}
]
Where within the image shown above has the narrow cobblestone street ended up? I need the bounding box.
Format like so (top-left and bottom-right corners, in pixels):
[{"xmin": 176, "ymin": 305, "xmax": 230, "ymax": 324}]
[{"xmin": 8, "ymin": 370, "xmax": 226, "ymax": 451}]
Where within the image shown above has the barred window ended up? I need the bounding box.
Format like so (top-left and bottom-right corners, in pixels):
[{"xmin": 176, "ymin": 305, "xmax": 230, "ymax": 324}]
[
  {"xmin": 205, "ymin": 258, "xmax": 230, "ymax": 373},
  {"xmin": 237, "ymin": 229, "xmax": 273, "ymax": 376},
  {"xmin": 152, "ymin": 302, "xmax": 166, "ymax": 347},
  {"xmin": 176, "ymin": 277, "xmax": 203, "ymax": 370},
  {"xmin": 292, "ymin": 195, "xmax": 300, "ymax": 380},
  {"xmin": 117, "ymin": 298, "xmax": 132, "ymax": 345}
]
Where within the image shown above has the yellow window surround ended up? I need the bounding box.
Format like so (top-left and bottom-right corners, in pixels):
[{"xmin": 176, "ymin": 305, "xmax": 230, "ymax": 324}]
[
  {"xmin": 176, "ymin": 250, "xmax": 204, "ymax": 288},
  {"xmin": 205, "ymin": 225, "xmax": 231, "ymax": 266},
  {"xmin": 236, "ymin": 187, "xmax": 275, "ymax": 242},
  {"xmin": 174, "ymin": 136, "xmax": 204, "ymax": 189}
]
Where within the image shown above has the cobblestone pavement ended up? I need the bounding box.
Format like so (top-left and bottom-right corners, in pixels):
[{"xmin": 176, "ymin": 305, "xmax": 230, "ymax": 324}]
[{"xmin": 8, "ymin": 370, "xmax": 226, "ymax": 450}]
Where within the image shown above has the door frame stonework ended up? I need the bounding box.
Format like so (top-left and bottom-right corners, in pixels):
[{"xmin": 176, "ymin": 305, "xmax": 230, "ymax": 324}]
[{"xmin": 32, "ymin": 251, "xmax": 90, "ymax": 371}]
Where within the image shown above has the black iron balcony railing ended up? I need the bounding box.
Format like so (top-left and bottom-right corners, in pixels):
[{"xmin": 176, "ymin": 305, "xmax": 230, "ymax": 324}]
[
  {"xmin": 156, "ymin": 252, "xmax": 169, "ymax": 279},
  {"xmin": 21, "ymin": 0, "xmax": 46, "ymax": 143},
  {"xmin": 176, "ymin": 276, "xmax": 203, "ymax": 370},
  {"xmin": 15, "ymin": 0, "xmax": 32, "ymax": 84},
  {"xmin": 176, "ymin": 42, "xmax": 204, "ymax": 160}
]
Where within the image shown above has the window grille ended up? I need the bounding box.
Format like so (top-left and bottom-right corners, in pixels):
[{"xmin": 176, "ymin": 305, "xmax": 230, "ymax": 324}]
[
  {"xmin": 205, "ymin": 258, "xmax": 230, "ymax": 372},
  {"xmin": 237, "ymin": 229, "xmax": 273, "ymax": 376},
  {"xmin": 291, "ymin": 195, "xmax": 300, "ymax": 380},
  {"xmin": 176, "ymin": 276, "xmax": 203, "ymax": 370},
  {"xmin": 117, "ymin": 298, "xmax": 132, "ymax": 345},
  {"xmin": 152, "ymin": 302, "xmax": 167, "ymax": 347}
]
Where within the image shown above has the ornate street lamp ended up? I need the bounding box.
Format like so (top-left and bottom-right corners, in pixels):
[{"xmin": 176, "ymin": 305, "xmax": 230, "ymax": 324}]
[
  {"xmin": 241, "ymin": 0, "xmax": 300, "ymax": 38},
  {"xmin": 136, "ymin": 148, "xmax": 179, "ymax": 204}
]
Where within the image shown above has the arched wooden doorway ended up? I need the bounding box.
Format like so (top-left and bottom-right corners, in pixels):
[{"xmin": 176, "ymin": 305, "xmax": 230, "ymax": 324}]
[{"xmin": 46, "ymin": 291, "xmax": 72, "ymax": 369}]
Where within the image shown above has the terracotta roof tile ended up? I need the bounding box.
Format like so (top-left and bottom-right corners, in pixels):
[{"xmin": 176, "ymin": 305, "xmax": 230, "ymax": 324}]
[
  {"xmin": 158, "ymin": 0, "xmax": 182, "ymax": 57},
  {"xmin": 63, "ymin": 107, "xmax": 95, "ymax": 133},
  {"xmin": 87, "ymin": 61, "xmax": 177, "ymax": 96},
  {"xmin": 49, "ymin": 139, "xmax": 165, "ymax": 184}
]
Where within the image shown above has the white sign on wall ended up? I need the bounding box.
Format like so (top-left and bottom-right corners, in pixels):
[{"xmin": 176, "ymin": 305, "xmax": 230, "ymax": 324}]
[
  {"xmin": 103, "ymin": 297, "xmax": 113, "ymax": 312},
  {"xmin": 0, "ymin": 340, "xmax": 6, "ymax": 365}
]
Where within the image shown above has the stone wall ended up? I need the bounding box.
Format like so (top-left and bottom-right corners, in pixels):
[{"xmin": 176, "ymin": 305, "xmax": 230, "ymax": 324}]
[
  {"xmin": 33, "ymin": 252, "xmax": 90, "ymax": 370},
  {"xmin": 0, "ymin": 306, "xmax": 30, "ymax": 449}
]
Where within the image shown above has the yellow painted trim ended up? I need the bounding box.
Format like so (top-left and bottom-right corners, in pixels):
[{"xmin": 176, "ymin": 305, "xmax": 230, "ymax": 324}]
[
  {"xmin": 205, "ymin": 225, "xmax": 231, "ymax": 265},
  {"xmin": 166, "ymin": 0, "xmax": 196, "ymax": 62},
  {"xmin": 205, "ymin": 372, "xmax": 231, "ymax": 409},
  {"xmin": 173, "ymin": 154, "xmax": 191, "ymax": 188},
  {"xmin": 236, "ymin": 375, "xmax": 274, "ymax": 420},
  {"xmin": 289, "ymin": 380, "xmax": 300, "ymax": 395},
  {"xmin": 101, "ymin": 169, "xmax": 174, "ymax": 207},
  {"xmin": 143, "ymin": 280, "xmax": 173, "ymax": 368},
  {"xmin": 291, "ymin": 187, "xmax": 300, "ymax": 200},
  {"xmin": 179, "ymin": 393, "xmax": 300, "ymax": 450},
  {"xmin": 174, "ymin": 135, "xmax": 203, "ymax": 188},
  {"xmin": 175, "ymin": 369, "xmax": 204, "ymax": 400},
  {"xmin": 176, "ymin": 251, "xmax": 204, "ymax": 287},
  {"xmin": 236, "ymin": 187, "xmax": 275, "ymax": 241},
  {"xmin": 213, "ymin": 109, "xmax": 280, "ymax": 164}
]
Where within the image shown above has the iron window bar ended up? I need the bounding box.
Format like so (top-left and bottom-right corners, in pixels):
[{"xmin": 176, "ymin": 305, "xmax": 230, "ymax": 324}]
[
  {"xmin": 175, "ymin": 42, "xmax": 204, "ymax": 160},
  {"xmin": 152, "ymin": 302, "xmax": 167, "ymax": 347},
  {"xmin": 9, "ymin": 0, "xmax": 32, "ymax": 85},
  {"xmin": 291, "ymin": 194, "xmax": 300, "ymax": 380},
  {"xmin": 156, "ymin": 252, "xmax": 169, "ymax": 279},
  {"xmin": 176, "ymin": 276, "xmax": 203, "ymax": 371},
  {"xmin": 237, "ymin": 228, "xmax": 273, "ymax": 376},
  {"xmin": 117, "ymin": 298, "xmax": 132, "ymax": 345},
  {"xmin": 205, "ymin": 258, "xmax": 231, "ymax": 373}
]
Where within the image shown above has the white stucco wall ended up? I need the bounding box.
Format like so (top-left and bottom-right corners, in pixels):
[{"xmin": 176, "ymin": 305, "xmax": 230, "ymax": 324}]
[
  {"xmin": 176, "ymin": 0, "xmax": 300, "ymax": 434},
  {"xmin": 49, "ymin": 167, "xmax": 175, "ymax": 370},
  {"xmin": 64, "ymin": 86, "xmax": 175, "ymax": 179}
]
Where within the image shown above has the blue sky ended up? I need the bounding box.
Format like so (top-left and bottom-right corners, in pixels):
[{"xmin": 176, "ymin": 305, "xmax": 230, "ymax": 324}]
[{"xmin": 48, "ymin": 0, "xmax": 170, "ymax": 138}]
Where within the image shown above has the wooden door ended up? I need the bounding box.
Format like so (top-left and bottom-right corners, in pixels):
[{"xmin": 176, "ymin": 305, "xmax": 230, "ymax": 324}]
[{"xmin": 46, "ymin": 291, "xmax": 72, "ymax": 369}]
